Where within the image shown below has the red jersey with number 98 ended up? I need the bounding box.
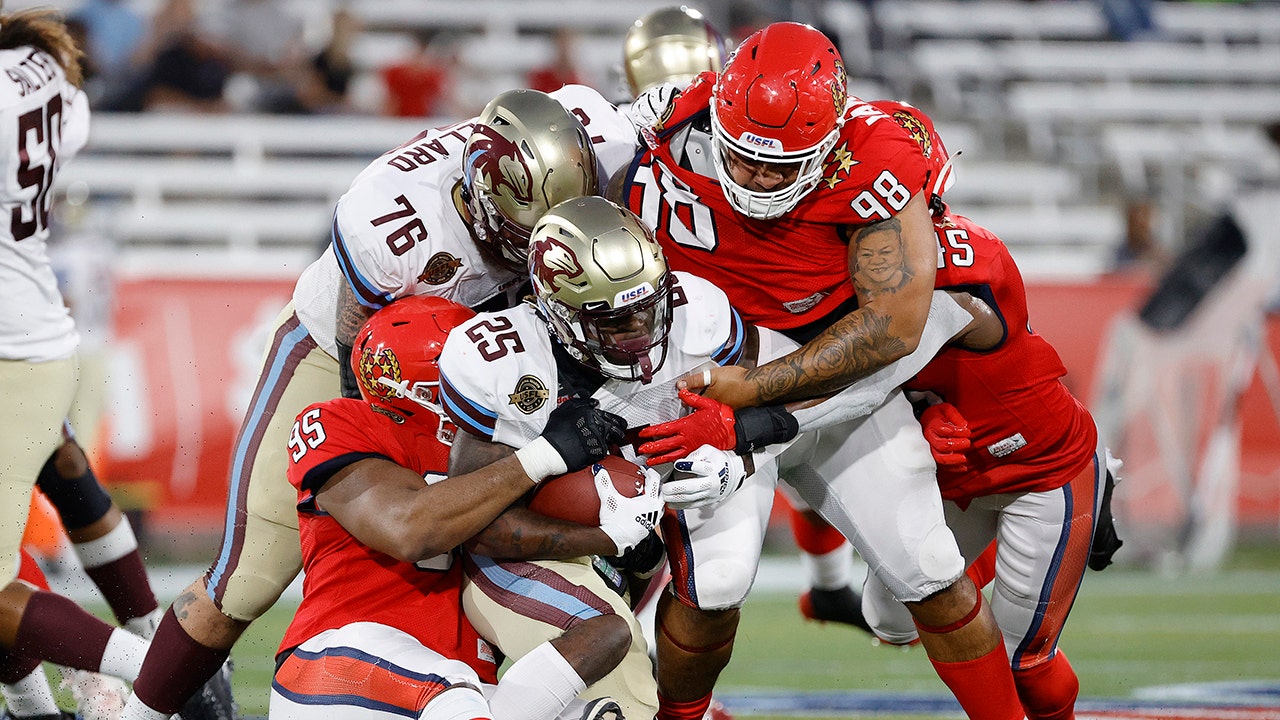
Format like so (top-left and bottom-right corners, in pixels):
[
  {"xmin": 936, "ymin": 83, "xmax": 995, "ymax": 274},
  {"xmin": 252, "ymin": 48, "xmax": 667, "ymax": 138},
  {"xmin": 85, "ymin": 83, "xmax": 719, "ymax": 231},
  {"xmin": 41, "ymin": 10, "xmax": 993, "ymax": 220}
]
[
  {"xmin": 278, "ymin": 398, "xmax": 499, "ymax": 682},
  {"xmin": 622, "ymin": 73, "xmax": 928, "ymax": 332},
  {"xmin": 906, "ymin": 213, "xmax": 1097, "ymax": 503}
]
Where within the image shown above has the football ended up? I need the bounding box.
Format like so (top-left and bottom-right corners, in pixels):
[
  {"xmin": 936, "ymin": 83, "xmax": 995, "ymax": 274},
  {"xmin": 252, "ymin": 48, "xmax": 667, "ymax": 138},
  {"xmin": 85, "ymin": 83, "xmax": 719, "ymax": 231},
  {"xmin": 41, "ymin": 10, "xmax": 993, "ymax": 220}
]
[{"xmin": 528, "ymin": 455, "xmax": 647, "ymax": 526}]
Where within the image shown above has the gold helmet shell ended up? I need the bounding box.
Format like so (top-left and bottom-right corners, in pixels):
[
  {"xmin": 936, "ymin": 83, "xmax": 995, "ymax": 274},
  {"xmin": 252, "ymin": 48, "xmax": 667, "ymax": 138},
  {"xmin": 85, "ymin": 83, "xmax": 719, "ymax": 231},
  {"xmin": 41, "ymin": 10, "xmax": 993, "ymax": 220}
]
[
  {"xmin": 623, "ymin": 6, "xmax": 728, "ymax": 97},
  {"xmin": 462, "ymin": 89, "xmax": 599, "ymax": 272},
  {"xmin": 529, "ymin": 196, "xmax": 673, "ymax": 383}
]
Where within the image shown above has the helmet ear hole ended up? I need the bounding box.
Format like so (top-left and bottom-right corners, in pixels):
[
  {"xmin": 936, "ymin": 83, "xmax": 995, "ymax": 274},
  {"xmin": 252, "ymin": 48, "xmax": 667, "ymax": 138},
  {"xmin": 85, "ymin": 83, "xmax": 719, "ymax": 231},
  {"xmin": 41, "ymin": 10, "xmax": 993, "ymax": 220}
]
[{"xmin": 528, "ymin": 196, "xmax": 674, "ymax": 383}]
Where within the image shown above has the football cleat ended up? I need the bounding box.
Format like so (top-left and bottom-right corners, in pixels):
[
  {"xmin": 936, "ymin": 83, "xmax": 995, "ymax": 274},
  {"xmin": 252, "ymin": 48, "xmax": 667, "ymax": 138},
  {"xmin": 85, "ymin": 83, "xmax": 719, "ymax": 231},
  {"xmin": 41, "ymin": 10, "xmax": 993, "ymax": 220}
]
[
  {"xmin": 176, "ymin": 660, "xmax": 239, "ymax": 720},
  {"xmin": 59, "ymin": 669, "xmax": 129, "ymax": 720},
  {"xmin": 579, "ymin": 697, "xmax": 625, "ymax": 720},
  {"xmin": 799, "ymin": 586, "xmax": 874, "ymax": 635}
]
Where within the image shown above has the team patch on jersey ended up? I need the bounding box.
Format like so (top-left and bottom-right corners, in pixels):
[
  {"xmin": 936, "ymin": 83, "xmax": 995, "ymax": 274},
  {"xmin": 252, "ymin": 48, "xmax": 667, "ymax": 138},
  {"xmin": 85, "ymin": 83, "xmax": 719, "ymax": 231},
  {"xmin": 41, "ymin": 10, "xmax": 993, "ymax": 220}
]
[
  {"xmin": 783, "ymin": 291, "xmax": 829, "ymax": 315},
  {"xmin": 417, "ymin": 252, "xmax": 463, "ymax": 285},
  {"xmin": 986, "ymin": 433, "xmax": 1027, "ymax": 458},
  {"xmin": 370, "ymin": 404, "xmax": 406, "ymax": 424},
  {"xmin": 891, "ymin": 110, "xmax": 932, "ymax": 158},
  {"xmin": 822, "ymin": 143, "xmax": 860, "ymax": 189},
  {"xmin": 508, "ymin": 375, "xmax": 550, "ymax": 414}
]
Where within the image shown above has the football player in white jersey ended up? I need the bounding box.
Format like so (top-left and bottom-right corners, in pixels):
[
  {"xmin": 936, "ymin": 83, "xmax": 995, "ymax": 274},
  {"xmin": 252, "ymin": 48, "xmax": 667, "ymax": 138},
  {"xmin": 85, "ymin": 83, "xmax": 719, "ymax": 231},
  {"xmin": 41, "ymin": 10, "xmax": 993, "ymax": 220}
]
[
  {"xmin": 0, "ymin": 8, "xmax": 188, "ymax": 719},
  {"xmin": 120, "ymin": 86, "xmax": 642, "ymax": 720},
  {"xmin": 437, "ymin": 196, "xmax": 986, "ymax": 719}
]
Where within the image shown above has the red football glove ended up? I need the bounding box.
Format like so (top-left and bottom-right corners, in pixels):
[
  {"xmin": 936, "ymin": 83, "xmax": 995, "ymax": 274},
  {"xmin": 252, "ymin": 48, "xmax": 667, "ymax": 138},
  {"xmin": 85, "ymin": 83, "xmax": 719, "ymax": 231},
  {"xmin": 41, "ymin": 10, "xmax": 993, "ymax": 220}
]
[
  {"xmin": 637, "ymin": 388, "xmax": 736, "ymax": 465},
  {"xmin": 920, "ymin": 402, "xmax": 972, "ymax": 467}
]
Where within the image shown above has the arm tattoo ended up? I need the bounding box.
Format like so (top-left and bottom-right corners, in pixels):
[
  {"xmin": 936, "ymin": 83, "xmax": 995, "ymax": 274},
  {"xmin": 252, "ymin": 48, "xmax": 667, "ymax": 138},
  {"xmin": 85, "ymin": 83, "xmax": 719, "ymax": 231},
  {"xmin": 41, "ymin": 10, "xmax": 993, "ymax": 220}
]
[
  {"xmin": 335, "ymin": 282, "xmax": 376, "ymax": 348},
  {"xmin": 850, "ymin": 216, "xmax": 915, "ymax": 300},
  {"xmin": 471, "ymin": 508, "xmax": 579, "ymax": 560},
  {"xmin": 172, "ymin": 590, "xmax": 201, "ymax": 622},
  {"xmin": 745, "ymin": 308, "xmax": 905, "ymax": 403}
]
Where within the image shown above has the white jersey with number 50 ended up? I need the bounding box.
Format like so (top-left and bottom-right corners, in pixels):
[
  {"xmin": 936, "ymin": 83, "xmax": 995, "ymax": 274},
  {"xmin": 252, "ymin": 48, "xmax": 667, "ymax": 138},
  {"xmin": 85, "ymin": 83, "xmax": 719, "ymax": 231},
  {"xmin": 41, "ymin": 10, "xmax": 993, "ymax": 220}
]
[
  {"xmin": 293, "ymin": 85, "xmax": 638, "ymax": 358},
  {"xmin": 437, "ymin": 272, "xmax": 744, "ymax": 454},
  {"xmin": 0, "ymin": 47, "xmax": 90, "ymax": 361}
]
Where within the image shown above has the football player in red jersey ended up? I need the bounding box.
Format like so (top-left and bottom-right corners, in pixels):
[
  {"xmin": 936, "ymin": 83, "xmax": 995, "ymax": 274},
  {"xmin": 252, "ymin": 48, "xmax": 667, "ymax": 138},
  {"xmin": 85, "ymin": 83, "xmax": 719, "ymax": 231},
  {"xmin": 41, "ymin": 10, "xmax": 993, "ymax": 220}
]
[
  {"xmin": 273, "ymin": 295, "xmax": 642, "ymax": 720},
  {"xmin": 854, "ymin": 101, "xmax": 1107, "ymax": 720},
  {"xmin": 641, "ymin": 96, "xmax": 1115, "ymax": 720},
  {"xmin": 619, "ymin": 22, "xmax": 1024, "ymax": 720},
  {"xmin": 621, "ymin": 5, "xmax": 872, "ymax": 645}
]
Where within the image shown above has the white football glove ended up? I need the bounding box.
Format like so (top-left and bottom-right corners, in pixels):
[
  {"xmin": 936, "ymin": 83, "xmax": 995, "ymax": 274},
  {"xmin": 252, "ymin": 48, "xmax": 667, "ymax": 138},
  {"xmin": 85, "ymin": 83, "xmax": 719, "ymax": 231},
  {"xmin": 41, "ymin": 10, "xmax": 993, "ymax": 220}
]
[
  {"xmin": 665, "ymin": 445, "xmax": 747, "ymax": 510},
  {"xmin": 627, "ymin": 81, "xmax": 680, "ymax": 140},
  {"xmin": 597, "ymin": 465, "xmax": 664, "ymax": 555}
]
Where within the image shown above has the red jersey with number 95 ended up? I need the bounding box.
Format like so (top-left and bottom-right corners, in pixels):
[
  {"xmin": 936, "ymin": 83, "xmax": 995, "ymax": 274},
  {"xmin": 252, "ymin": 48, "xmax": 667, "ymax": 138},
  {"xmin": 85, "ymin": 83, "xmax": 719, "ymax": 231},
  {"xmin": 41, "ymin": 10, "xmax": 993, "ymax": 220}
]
[
  {"xmin": 277, "ymin": 398, "xmax": 499, "ymax": 682},
  {"xmin": 906, "ymin": 212, "xmax": 1097, "ymax": 502},
  {"xmin": 621, "ymin": 73, "xmax": 928, "ymax": 332}
]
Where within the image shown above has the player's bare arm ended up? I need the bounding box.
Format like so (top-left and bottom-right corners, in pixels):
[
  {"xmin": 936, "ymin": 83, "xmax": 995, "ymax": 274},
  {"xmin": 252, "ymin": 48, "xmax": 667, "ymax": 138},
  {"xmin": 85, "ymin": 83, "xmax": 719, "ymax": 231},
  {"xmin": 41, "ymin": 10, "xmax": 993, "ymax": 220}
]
[
  {"xmin": 944, "ymin": 290, "xmax": 1003, "ymax": 351},
  {"xmin": 315, "ymin": 453, "xmax": 542, "ymax": 562},
  {"xmin": 335, "ymin": 282, "xmax": 377, "ymax": 398},
  {"xmin": 448, "ymin": 430, "xmax": 620, "ymax": 560},
  {"xmin": 700, "ymin": 193, "xmax": 938, "ymax": 407},
  {"xmin": 334, "ymin": 282, "xmax": 376, "ymax": 349}
]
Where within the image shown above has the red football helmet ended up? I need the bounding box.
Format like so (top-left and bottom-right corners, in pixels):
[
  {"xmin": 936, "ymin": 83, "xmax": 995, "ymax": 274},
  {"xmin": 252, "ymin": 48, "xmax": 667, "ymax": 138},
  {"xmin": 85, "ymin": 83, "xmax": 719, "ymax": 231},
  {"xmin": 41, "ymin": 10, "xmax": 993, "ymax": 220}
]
[
  {"xmin": 872, "ymin": 100, "xmax": 956, "ymax": 209},
  {"xmin": 710, "ymin": 22, "xmax": 848, "ymax": 219},
  {"xmin": 352, "ymin": 296, "xmax": 476, "ymax": 431}
]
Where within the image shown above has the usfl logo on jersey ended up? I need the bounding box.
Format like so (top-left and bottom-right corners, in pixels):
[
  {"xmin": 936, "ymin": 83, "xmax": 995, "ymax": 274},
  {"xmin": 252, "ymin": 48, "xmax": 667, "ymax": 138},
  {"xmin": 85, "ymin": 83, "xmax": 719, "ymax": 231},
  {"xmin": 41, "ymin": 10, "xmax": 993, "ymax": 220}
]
[
  {"xmin": 508, "ymin": 375, "xmax": 550, "ymax": 414},
  {"xmin": 417, "ymin": 252, "xmax": 463, "ymax": 285}
]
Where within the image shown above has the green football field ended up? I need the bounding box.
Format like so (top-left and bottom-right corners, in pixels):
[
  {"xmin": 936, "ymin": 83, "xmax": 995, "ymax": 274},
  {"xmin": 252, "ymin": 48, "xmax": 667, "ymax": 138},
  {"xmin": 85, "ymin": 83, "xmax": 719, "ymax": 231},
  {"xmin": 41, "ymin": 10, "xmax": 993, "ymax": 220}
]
[{"xmin": 209, "ymin": 543, "xmax": 1280, "ymax": 719}]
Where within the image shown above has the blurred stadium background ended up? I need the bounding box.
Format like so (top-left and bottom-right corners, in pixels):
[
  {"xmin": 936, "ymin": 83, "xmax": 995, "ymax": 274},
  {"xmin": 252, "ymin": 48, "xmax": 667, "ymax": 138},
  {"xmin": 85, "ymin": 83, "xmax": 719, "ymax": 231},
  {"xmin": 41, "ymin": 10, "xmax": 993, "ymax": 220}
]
[{"xmin": 9, "ymin": 0, "xmax": 1280, "ymax": 717}]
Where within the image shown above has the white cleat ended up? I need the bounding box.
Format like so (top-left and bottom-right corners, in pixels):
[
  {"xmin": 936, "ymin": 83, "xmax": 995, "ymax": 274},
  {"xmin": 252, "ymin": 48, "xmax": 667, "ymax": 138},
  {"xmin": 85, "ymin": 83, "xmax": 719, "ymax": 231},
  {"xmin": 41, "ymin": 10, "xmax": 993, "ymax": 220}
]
[{"xmin": 60, "ymin": 669, "xmax": 130, "ymax": 720}]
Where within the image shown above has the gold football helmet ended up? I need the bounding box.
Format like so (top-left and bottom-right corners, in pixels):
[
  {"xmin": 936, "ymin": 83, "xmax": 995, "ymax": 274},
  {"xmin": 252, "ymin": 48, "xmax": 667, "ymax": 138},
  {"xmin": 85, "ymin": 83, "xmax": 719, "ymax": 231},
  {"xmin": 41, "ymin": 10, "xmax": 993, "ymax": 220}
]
[
  {"xmin": 529, "ymin": 196, "xmax": 673, "ymax": 383},
  {"xmin": 623, "ymin": 5, "xmax": 728, "ymax": 97},
  {"xmin": 462, "ymin": 89, "xmax": 600, "ymax": 272}
]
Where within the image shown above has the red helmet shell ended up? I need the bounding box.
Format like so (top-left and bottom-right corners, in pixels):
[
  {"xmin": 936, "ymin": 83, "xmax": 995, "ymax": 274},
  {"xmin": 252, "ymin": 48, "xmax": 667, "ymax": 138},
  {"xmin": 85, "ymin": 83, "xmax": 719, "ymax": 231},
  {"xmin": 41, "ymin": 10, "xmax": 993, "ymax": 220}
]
[
  {"xmin": 713, "ymin": 22, "xmax": 847, "ymax": 155},
  {"xmin": 352, "ymin": 295, "xmax": 476, "ymax": 421}
]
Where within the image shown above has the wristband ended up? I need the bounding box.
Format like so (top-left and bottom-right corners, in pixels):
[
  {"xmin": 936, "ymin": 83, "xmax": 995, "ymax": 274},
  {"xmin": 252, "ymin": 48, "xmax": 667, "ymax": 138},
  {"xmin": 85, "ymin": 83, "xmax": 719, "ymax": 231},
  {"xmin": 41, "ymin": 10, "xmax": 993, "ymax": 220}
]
[
  {"xmin": 734, "ymin": 405, "xmax": 800, "ymax": 453},
  {"xmin": 514, "ymin": 436, "xmax": 568, "ymax": 484}
]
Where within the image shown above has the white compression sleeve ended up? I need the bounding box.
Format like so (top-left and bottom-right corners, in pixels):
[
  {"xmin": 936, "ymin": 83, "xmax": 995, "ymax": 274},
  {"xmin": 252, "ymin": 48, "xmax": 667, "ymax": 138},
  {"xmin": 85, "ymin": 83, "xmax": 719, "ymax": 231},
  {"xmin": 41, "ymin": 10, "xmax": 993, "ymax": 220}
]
[{"xmin": 792, "ymin": 290, "xmax": 972, "ymax": 432}]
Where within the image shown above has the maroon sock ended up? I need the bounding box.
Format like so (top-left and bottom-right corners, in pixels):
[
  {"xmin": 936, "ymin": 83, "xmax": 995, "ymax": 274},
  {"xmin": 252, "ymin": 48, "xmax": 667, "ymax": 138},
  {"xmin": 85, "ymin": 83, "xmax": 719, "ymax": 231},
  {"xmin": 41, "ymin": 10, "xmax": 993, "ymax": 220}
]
[
  {"xmin": 0, "ymin": 648, "xmax": 44, "ymax": 684},
  {"xmin": 11, "ymin": 591, "xmax": 113, "ymax": 671},
  {"xmin": 83, "ymin": 551, "xmax": 159, "ymax": 626},
  {"xmin": 131, "ymin": 607, "xmax": 231, "ymax": 714}
]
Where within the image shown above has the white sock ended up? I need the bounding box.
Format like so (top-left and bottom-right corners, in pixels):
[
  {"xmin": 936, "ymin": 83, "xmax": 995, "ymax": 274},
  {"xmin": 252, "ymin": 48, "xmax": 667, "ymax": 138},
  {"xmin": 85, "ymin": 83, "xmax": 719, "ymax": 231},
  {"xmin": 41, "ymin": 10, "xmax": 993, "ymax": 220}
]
[
  {"xmin": 1, "ymin": 666, "xmax": 61, "ymax": 717},
  {"xmin": 73, "ymin": 518, "xmax": 137, "ymax": 568},
  {"xmin": 123, "ymin": 607, "xmax": 164, "ymax": 639},
  {"xmin": 801, "ymin": 541, "xmax": 855, "ymax": 590},
  {"xmin": 119, "ymin": 693, "xmax": 173, "ymax": 720},
  {"xmin": 421, "ymin": 686, "xmax": 493, "ymax": 720},
  {"xmin": 99, "ymin": 627, "xmax": 148, "ymax": 681},
  {"xmin": 488, "ymin": 642, "xmax": 586, "ymax": 720}
]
